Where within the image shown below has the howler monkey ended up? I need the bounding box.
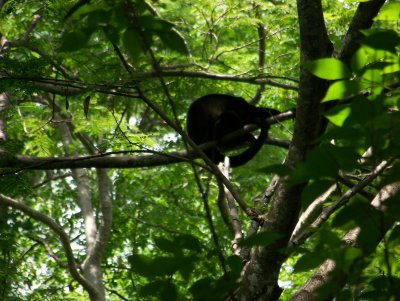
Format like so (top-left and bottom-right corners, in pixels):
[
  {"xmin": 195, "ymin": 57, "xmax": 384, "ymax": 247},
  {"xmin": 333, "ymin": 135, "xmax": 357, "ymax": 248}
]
[{"xmin": 187, "ymin": 94, "xmax": 280, "ymax": 167}]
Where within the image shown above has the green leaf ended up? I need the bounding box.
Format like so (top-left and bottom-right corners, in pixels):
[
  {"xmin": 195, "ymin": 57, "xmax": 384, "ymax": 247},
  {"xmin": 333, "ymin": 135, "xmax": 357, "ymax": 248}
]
[
  {"xmin": 344, "ymin": 0, "xmax": 372, "ymax": 3},
  {"xmin": 342, "ymin": 247, "xmax": 362, "ymax": 271},
  {"xmin": 177, "ymin": 256, "xmax": 196, "ymax": 280},
  {"xmin": 59, "ymin": 29, "xmax": 94, "ymax": 52},
  {"xmin": 67, "ymin": 3, "xmax": 108, "ymax": 19},
  {"xmin": 174, "ymin": 234, "xmax": 203, "ymax": 252},
  {"xmin": 304, "ymin": 58, "xmax": 352, "ymax": 80},
  {"xmin": 137, "ymin": 16, "xmax": 188, "ymax": 54},
  {"xmin": 362, "ymin": 30, "xmax": 400, "ymax": 53},
  {"xmin": 86, "ymin": 8, "xmax": 111, "ymax": 27},
  {"xmin": 103, "ymin": 25, "xmax": 119, "ymax": 44},
  {"xmin": 159, "ymin": 30, "xmax": 189, "ymax": 54},
  {"xmin": 161, "ymin": 281, "xmax": 178, "ymax": 301},
  {"xmin": 322, "ymin": 80, "xmax": 362, "ymax": 102},
  {"xmin": 129, "ymin": 255, "xmax": 179, "ymax": 278},
  {"xmin": 139, "ymin": 16, "xmax": 174, "ymax": 31},
  {"xmin": 140, "ymin": 280, "xmax": 178, "ymax": 301},
  {"xmin": 190, "ymin": 278, "xmax": 214, "ymax": 300},
  {"xmin": 375, "ymin": 1, "xmax": 400, "ymax": 21},
  {"xmin": 226, "ymin": 255, "xmax": 243, "ymax": 278},
  {"xmin": 362, "ymin": 67, "xmax": 383, "ymax": 84},
  {"xmin": 383, "ymin": 62, "xmax": 400, "ymax": 74},
  {"xmin": 351, "ymin": 47, "xmax": 369, "ymax": 74},
  {"xmin": 324, "ymin": 145, "xmax": 359, "ymax": 170},
  {"xmin": 154, "ymin": 237, "xmax": 177, "ymax": 253},
  {"xmin": 152, "ymin": 257, "xmax": 180, "ymax": 276},
  {"xmin": 240, "ymin": 231, "xmax": 282, "ymax": 247},
  {"xmin": 128, "ymin": 254, "xmax": 155, "ymax": 277},
  {"xmin": 294, "ymin": 252, "xmax": 325, "ymax": 272},
  {"xmin": 388, "ymin": 225, "xmax": 400, "ymax": 245},
  {"xmin": 324, "ymin": 104, "xmax": 351, "ymax": 127},
  {"xmin": 122, "ymin": 29, "xmax": 145, "ymax": 60},
  {"xmin": 257, "ymin": 163, "xmax": 292, "ymax": 175}
]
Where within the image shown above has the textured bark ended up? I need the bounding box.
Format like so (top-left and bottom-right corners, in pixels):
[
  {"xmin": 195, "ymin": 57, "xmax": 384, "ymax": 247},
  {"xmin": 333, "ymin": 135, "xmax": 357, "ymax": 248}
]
[
  {"xmin": 289, "ymin": 2, "xmax": 390, "ymax": 298},
  {"xmin": 236, "ymin": 1, "xmax": 333, "ymax": 300}
]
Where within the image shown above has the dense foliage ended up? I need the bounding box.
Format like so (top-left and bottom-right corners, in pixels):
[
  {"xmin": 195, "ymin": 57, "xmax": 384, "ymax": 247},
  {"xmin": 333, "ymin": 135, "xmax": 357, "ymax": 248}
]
[{"xmin": 0, "ymin": 0, "xmax": 399, "ymax": 300}]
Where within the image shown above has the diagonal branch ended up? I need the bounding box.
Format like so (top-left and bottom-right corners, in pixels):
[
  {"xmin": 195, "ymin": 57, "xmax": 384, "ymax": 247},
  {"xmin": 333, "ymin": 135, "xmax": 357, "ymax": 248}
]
[
  {"xmin": 338, "ymin": 0, "xmax": 387, "ymax": 64},
  {"xmin": 298, "ymin": 159, "xmax": 391, "ymax": 242},
  {"xmin": 290, "ymin": 180, "xmax": 400, "ymax": 301}
]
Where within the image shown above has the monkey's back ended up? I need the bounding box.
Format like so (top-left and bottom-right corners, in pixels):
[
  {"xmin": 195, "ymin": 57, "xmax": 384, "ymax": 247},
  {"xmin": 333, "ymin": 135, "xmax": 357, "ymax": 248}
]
[{"xmin": 187, "ymin": 94, "xmax": 257, "ymax": 144}]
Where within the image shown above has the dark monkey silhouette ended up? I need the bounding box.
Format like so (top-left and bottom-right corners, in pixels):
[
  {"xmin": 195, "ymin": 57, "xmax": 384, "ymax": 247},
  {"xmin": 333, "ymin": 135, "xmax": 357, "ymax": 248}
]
[{"xmin": 187, "ymin": 94, "xmax": 280, "ymax": 167}]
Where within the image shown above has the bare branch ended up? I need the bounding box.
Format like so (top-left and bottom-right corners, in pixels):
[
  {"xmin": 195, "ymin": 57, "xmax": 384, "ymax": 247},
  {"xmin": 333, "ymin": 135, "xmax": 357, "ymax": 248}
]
[
  {"xmin": 219, "ymin": 160, "xmax": 243, "ymax": 257},
  {"xmin": 290, "ymin": 184, "xmax": 337, "ymax": 245},
  {"xmin": 0, "ymin": 14, "xmax": 41, "ymax": 53}
]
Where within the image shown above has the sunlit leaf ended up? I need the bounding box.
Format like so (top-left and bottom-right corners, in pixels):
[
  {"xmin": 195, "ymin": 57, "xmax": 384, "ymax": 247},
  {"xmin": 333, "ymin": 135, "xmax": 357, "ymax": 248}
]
[
  {"xmin": 375, "ymin": 1, "xmax": 400, "ymax": 20},
  {"xmin": 344, "ymin": 0, "xmax": 373, "ymax": 3},
  {"xmin": 362, "ymin": 68, "xmax": 383, "ymax": 83},
  {"xmin": 304, "ymin": 58, "xmax": 352, "ymax": 80},
  {"xmin": 322, "ymin": 80, "xmax": 362, "ymax": 102},
  {"xmin": 324, "ymin": 104, "xmax": 351, "ymax": 127},
  {"xmin": 383, "ymin": 62, "xmax": 400, "ymax": 74}
]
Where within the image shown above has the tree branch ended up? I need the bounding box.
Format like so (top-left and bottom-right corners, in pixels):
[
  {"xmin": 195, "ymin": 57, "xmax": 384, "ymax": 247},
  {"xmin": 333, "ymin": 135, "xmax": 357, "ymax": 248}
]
[
  {"xmin": 338, "ymin": 0, "xmax": 387, "ymax": 65},
  {"xmin": 293, "ymin": 159, "xmax": 391, "ymax": 245},
  {"xmin": 0, "ymin": 193, "xmax": 99, "ymax": 299},
  {"xmin": 290, "ymin": 180, "xmax": 400, "ymax": 301},
  {"xmin": 237, "ymin": 0, "xmax": 333, "ymax": 299}
]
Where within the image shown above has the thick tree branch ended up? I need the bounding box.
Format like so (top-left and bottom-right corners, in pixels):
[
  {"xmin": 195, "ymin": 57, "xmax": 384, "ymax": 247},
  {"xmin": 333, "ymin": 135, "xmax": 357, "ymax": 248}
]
[
  {"xmin": 237, "ymin": 0, "xmax": 333, "ymax": 299},
  {"xmin": 56, "ymin": 108, "xmax": 106, "ymax": 300},
  {"xmin": 1, "ymin": 68, "xmax": 298, "ymax": 96},
  {"xmin": 0, "ymin": 138, "xmax": 290, "ymax": 171},
  {"xmin": 0, "ymin": 110, "xmax": 293, "ymax": 171},
  {"xmin": 338, "ymin": 0, "xmax": 387, "ymax": 65}
]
